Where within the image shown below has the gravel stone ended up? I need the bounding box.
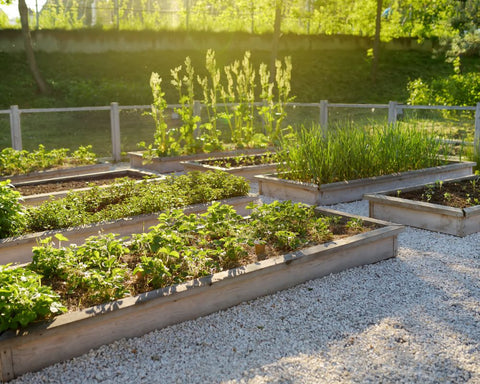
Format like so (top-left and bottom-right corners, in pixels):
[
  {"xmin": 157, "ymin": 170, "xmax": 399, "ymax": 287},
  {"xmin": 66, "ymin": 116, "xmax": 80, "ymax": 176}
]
[{"xmin": 11, "ymin": 198, "xmax": 480, "ymax": 384}]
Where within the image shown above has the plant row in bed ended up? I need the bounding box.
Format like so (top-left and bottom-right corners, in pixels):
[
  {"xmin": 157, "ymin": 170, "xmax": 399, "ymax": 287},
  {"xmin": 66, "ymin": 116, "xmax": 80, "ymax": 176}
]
[
  {"xmin": 0, "ymin": 171, "xmax": 249, "ymax": 239},
  {"xmin": 0, "ymin": 200, "xmax": 375, "ymax": 332},
  {"xmin": 277, "ymin": 122, "xmax": 456, "ymax": 185},
  {"xmin": 0, "ymin": 145, "xmax": 97, "ymax": 177}
]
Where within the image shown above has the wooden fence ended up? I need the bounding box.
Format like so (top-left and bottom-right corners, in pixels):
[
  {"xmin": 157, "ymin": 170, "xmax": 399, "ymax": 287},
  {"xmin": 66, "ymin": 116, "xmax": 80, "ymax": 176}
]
[{"xmin": 1, "ymin": 101, "xmax": 479, "ymax": 161}]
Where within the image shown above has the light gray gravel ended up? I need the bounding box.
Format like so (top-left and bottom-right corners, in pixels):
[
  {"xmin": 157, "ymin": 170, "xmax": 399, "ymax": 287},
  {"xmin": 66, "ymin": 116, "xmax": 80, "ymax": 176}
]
[{"xmin": 11, "ymin": 199, "xmax": 480, "ymax": 384}]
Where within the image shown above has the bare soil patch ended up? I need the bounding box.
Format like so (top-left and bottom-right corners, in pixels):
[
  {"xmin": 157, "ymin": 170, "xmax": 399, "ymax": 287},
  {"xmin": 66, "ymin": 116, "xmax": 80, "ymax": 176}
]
[
  {"xmin": 394, "ymin": 177, "xmax": 480, "ymax": 208},
  {"xmin": 15, "ymin": 174, "xmax": 147, "ymax": 196}
]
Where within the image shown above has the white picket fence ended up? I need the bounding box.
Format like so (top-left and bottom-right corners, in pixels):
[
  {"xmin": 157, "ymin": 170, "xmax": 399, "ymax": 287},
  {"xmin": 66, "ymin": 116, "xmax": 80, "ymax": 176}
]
[{"xmin": 1, "ymin": 101, "xmax": 479, "ymax": 161}]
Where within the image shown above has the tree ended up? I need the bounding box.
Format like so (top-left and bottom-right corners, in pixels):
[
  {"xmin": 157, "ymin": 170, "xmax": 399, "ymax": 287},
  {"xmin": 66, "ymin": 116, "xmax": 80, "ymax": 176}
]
[
  {"xmin": 19, "ymin": 0, "xmax": 50, "ymax": 94},
  {"xmin": 371, "ymin": 0, "xmax": 382, "ymax": 82},
  {"xmin": 0, "ymin": 0, "xmax": 50, "ymax": 94},
  {"xmin": 270, "ymin": 0, "xmax": 283, "ymax": 81}
]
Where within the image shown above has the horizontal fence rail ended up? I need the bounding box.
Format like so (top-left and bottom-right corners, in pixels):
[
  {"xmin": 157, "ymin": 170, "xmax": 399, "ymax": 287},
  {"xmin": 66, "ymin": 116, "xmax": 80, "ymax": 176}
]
[{"xmin": 1, "ymin": 101, "xmax": 479, "ymax": 161}]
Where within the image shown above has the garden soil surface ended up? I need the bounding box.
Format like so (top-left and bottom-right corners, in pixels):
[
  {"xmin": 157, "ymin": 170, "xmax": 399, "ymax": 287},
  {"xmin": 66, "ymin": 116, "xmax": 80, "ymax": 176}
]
[
  {"xmin": 394, "ymin": 178, "xmax": 480, "ymax": 208},
  {"xmin": 15, "ymin": 174, "xmax": 147, "ymax": 196}
]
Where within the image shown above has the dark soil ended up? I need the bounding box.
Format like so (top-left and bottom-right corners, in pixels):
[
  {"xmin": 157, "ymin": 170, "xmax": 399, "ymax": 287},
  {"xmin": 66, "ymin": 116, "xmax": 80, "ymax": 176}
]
[
  {"xmin": 15, "ymin": 174, "xmax": 146, "ymax": 196},
  {"xmin": 394, "ymin": 177, "xmax": 480, "ymax": 208}
]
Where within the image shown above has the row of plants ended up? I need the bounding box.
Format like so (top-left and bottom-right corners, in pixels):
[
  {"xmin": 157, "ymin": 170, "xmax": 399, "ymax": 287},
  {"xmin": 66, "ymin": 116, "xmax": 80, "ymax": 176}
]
[
  {"xmin": 276, "ymin": 122, "xmax": 456, "ymax": 185},
  {"xmin": 0, "ymin": 171, "xmax": 249, "ymax": 239},
  {"xmin": 0, "ymin": 200, "xmax": 373, "ymax": 332},
  {"xmin": 0, "ymin": 145, "xmax": 97, "ymax": 177},
  {"xmin": 200, "ymin": 152, "xmax": 279, "ymax": 168},
  {"xmin": 140, "ymin": 49, "xmax": 293, "ymax": 159}
]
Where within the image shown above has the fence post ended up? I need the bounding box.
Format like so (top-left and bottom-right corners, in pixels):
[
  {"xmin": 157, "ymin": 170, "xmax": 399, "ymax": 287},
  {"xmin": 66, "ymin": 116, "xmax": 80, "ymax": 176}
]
[
  {"xmin": 388, "ymin": 101, "xmax": 398, "ymax": 125},
  {"xmin": 320, "ymin": 100, "xmax": 328, "ymax": 129},
  {"xmin": 110, "ymin": 102, "xmax": 121, "ymax": 162},
  {"xmin": 10, "ymin": 105, "xmax": 22, "ymax": 150},
  {"xmin": 474, "ymin": 102, "xmax": 480, "ymax": 159}
]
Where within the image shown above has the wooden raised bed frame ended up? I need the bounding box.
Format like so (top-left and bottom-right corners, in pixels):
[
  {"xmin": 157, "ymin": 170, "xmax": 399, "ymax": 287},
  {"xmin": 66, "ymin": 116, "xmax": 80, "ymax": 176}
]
[
  {"xmin": 0, "ymin": 163, "xmax": 112, "ymax": 184},
  {"xmin": 16, "ymin": 169, "xmax": 162, "ymax": 206},
  {"xmin": 181, "ymin": 152, "xmax": 279, "ymax": 181},
  {"xmin": 255, "ymin": 161, "xmax": 476, "ymax": 205},
  {"xmin": 0, "ymin": 195, "xmax": 258, "ymax": 266},
  {"xmin": 128, "ymin": 148, "xmax": 271, "ymax": 173},
  {"xmin": 364, "ymin": 175, "xmax": 480, "ymax": 237},
  {"xmin": 0, "ymin": 208, "xmax": 403, "ymax": 382}
]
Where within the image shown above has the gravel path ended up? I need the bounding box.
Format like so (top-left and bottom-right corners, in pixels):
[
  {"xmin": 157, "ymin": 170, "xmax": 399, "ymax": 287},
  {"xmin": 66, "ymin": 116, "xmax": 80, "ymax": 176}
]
[{"xmin": 11, "ymin": 200, "xmax": 480, "ymax": 384}]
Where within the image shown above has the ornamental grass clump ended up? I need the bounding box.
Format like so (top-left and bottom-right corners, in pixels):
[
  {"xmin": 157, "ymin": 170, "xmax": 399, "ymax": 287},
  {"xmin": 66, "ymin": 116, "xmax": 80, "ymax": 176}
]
[
  {"xmin": 11, "ymin": 171, "xmax": 249, "ymax": 236},
  {"xmin": 278, "ymin": 123, "xmax": 454, "ymax": 185}
]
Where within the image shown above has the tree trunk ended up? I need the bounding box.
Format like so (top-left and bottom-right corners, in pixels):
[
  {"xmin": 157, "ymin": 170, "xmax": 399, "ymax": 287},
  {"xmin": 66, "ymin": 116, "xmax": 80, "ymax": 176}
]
[
  {"xmin": 270, "ymin": 0, "xmax": 282, "ymax": 82},
  {"xmin": 371, "ymin": 0, "xmax": 382, "ymax": 83},
  {"xmin": 18, "ymin": 0, "xmax": 50, "ymax": 95}
]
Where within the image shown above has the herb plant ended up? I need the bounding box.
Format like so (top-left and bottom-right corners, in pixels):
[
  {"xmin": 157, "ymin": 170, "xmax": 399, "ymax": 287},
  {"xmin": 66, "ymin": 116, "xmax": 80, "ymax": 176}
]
[{"xmin": 278, "ymin": 122, "xmax": 454, "ymax": 185}]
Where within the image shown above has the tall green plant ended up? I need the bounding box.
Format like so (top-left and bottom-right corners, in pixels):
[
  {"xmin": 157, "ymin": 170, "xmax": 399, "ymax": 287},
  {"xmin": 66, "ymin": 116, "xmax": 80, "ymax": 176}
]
[
  {"xmin": 278, "ymin": 123, "xmax": 453, "ymax": 185},
  {"xmin": 258, "ymin": 56, "xmax": 294, "ymax": 144},
  {"xmin": 197, "ymin": 49, "xmax": 224, "ymax": 152},
  {"xmin": 140, "ymin": 72, "xmax": 179, "ymax": 157},
  {"xmin": 171, "ymin": 56, "xmax": 202, "ymax": 154}
]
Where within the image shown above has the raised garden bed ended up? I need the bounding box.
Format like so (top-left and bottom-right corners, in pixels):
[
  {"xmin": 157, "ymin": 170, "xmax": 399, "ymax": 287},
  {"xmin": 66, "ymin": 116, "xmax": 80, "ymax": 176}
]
[
  {"xmin": 0, "ymin": 206, "xmax": 403, "ymax": 382},
  {"xmin": 0, "ymin": 163, "xmax": 112, "ymax": 184},
  {"xmin": 181, "ymin": 152, "xmax": 279, "ymax": 181},
  {"xmin": 14, "ymin": 169, "xmax": 162, "ymax": 206},
  {"xmin": 0, "ymin": 194, "xmax": 257, "ymax": 266},
  {"xmin": 255, "ymin": 161, "xmax": 476, "ymax": 205},
  {"xmin": 364, "ymin": 175, "xmax": 480, "ymax": 237},
  {"xmin": 128, "ymin": 148, "xmax": 272, "ymax": 173}
]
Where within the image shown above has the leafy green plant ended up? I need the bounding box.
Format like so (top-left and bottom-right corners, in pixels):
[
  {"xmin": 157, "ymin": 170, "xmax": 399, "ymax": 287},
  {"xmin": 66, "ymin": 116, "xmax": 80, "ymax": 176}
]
[
  {"xmin": 0, "ymin": 145, "xmax": 97, "ymax": 176},
  {"xmin": 278, "ymin": 122, "xmax": 453, "ymax": 185},
  {"xmin": 0, "ymin": 264, "xmax": 66, "ymax": 332},
  {"xmin": 258, "ymin": 56, "xmax": 295, "ymax": 144},
  {"xmin": 23, "ymin": 200, "xmax": 373, "ymax": 323},
  {"xmin": 31, "ymin": 233, "xmax": 130, "ymax": 306},
  {"xmin": 139, "ymin": 72, "xmax": 179, "ymax": 157},
  {"xmin": 171, "ymin": 56, "xmax": 202, "ymax": 154},
  {"xmin": 407, "ymin": 67, "xmax": 480, "ymax": 118},
  {"xmin": 21, "ymin": 171, "xmax": 249, "ymax": 236},
  {"xmin": 0, "ymin": 180, "xmax": 26, "ymax": 238},
  {"xmin": 197, "ymin": 49, "xmax": 225, "ymax": 153}
]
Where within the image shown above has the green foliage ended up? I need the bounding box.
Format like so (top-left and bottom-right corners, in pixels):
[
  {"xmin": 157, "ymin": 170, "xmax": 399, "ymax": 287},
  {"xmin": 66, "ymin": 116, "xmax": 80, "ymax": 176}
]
[
  {"xmin": 31, "ymin": 234, "xmax": 130, "ymax": 306},
  {"xmin": 24, "ymin": 200, "xmax": 368, "ymax": 322},
  {"xmin": 139, "ymin": 72, "xmax": 177, "ymax": 157},
  {"xmin": 0, "ymin": 145, "xmax": 97, "ymax": 176},
  {"xmin": 0, "ymin": 264, "xmax": 66, "ymax": 332},
  {"xmin": 0, "ymin": 180, "xmax": 26, "ymax": 238},
  {"xmin": 143, "ymin": 50, "xmax": 294, "ymax": 157},
  {"xmin": 278, "ymin": 122, "xmax": 452, "ymax": 185},
  {"xmin": 22, "ymin": 171, "xmax": 249, "ymax": 235},
  {"xmin": 407, "ymin": 69, "xmax": 480, "ymax": 114}
]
